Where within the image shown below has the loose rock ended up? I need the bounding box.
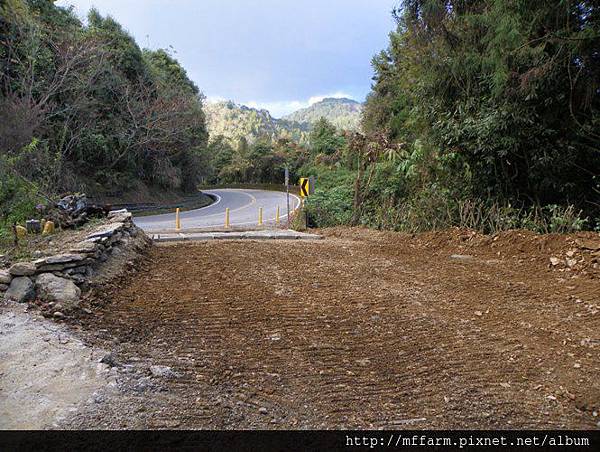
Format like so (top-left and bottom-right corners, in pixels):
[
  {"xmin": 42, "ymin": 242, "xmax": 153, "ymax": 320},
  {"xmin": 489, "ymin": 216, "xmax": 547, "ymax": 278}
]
[
  {"xmin": 86, "ymin": 223, "xmax": 124, "ymax": 240},
  {"xmin": 450, "ymin": 254, "xmax": 474, "ymax": 261},
  {"xmin": 108, "ymin": 209, "xmax": 128, "ymax": 218},
  {"xmin": 69, "ymin": 242, "xmax": 97, "ymax": 254},
  {"xmin": 566, "ymin": 258, "xmax": 577, "ymax": 268},
  {"xmin": 4, "ymin": 277, "xmax": 35, "ymax": 303},
  {"xmin": 0, "ymin": 269, "xmax": 13, "ymax": 284},
  {"xmin": 35, "ymin": 273, "xmax": 81, "ymax": 310},
  {"xmin": 9, "ymin": 262, "xmax": 36, "ymax": 276},
  {"xmin": 575, "ymin": 239, "xmax": 600, "ymax": 251},
  {"xmin": 37, "ymin": 253, "xmax": 87, "ymax": 266},
  {"xmin": 100, "ymin": 352, "xmax": 119, "ymax": 367},
  {"xmin": 149, "ymin": 365, "xmax": 180, "ymax": 379}
]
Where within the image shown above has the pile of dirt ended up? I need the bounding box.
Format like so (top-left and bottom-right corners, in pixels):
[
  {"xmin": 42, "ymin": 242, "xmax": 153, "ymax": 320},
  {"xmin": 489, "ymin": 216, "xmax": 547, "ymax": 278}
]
[
  {"xmin": 323, "ymin": 227, "xmax": 600, "ymax": 279},
  {"xmin": 62, "ymin": 227, "xmax": 599, "ymax": 429}
]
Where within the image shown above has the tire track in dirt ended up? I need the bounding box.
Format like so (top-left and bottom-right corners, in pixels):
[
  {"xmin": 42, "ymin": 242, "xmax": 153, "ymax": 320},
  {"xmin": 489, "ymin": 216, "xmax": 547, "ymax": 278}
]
[{"xmin": 72, "ymin": 231, "xmax": 599, "ymax": 429}]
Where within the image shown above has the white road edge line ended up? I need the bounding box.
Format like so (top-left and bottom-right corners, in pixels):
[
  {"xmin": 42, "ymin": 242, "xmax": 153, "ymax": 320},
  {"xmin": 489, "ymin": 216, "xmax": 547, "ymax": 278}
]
[
  {"xmin": 193, "ymin": 190, "xmax": 256, "ymax": 219},
  {"xmin": 199, "ymin": 192, "xmax": 222, "ymax": 210},
  {"xmin": 134, "ymin": 192, "xmax": 222, "ymax": 223},
  {"xmin": 138, "ymin": 190, "xmax": 302, "ymax": 230}
]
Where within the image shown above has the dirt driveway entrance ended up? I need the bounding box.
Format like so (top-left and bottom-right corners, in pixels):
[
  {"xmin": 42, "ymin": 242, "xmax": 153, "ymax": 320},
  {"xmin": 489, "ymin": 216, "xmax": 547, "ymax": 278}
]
[{"xmin": 68, "ymin": 229, "xmax": 600, "ymax": 429}]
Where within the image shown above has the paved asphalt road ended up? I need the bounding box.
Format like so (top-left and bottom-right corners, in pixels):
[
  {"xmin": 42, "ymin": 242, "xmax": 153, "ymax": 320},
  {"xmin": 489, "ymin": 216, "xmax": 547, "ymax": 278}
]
[{"xmin": 133, "ymin": 188, "xmax": 301, "ymax": 232}]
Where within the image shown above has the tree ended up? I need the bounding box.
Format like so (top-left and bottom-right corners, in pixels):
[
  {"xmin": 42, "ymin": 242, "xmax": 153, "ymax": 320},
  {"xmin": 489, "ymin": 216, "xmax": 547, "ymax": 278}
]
[
  {"xmin": 0, "ymin": 0, "xmax": 210, "ymax": 197},
  {"xmin": 207, "ymin": 136, "xmax": 234, "ymax": 183},
  {"xmin": 362, "ymin": 0, "xmax": 600, "ymax": 217},
  {"xmin": 143, "ymin": 48, "xmax": 199, "ymax": 96},
  {"xmin": 309, "ymin": 117, "xmax": 345, "ymax": 156}
]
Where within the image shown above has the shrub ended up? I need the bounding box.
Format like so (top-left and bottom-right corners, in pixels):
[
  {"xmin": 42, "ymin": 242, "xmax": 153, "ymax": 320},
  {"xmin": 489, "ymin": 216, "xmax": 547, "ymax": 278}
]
[
  {"xmin": 0, "ymin": 169, "xmax": 42, "ymax": 248},
  {"xmin": 305, "ymin": 185, "xmax": 354, "ymax": 228}
]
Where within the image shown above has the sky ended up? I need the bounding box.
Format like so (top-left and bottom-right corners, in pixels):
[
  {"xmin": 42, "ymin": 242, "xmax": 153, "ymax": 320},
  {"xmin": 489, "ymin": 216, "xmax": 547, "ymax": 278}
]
[{"xmin": 56, "ymin": 0, "xmax": 399, "ymax": 117}]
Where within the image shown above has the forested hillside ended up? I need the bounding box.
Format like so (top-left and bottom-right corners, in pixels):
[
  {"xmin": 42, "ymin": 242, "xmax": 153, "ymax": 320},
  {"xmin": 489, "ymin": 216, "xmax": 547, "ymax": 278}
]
[
  {"xmin": 204, "ymin": 98, "xmax": 362, "ymax": 149},
  {"xmin": 1, "ymin": 0, "xmax": 208, "ymax": 232},
  {"xmin": 282, "ymin": 97, "xmax": 363, "ymax": 131},
  {"xmin": 204, "ymin": 101, "xmax": 309, "ymax": 145},
  {"xmin": 2, "ymin": 0, "xmax": 598, "ymax": 237},
  {"xmin": 206, "ymin": 1, "xmax": 599, "ymax": 233},
  {"xmin": 301, "ymin": 0, "xmax": 600, "ymax": 232}
]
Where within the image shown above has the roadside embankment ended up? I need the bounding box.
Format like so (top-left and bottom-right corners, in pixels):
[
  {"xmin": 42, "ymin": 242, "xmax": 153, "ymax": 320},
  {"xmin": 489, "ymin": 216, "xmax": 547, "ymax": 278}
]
[
  {"xmin": 1, "ymin": 210, "xmax": 151, "ymax": 317},
  {"xmin": 0, "ymin": 209, "xmax": 153, "ymax": 429}
]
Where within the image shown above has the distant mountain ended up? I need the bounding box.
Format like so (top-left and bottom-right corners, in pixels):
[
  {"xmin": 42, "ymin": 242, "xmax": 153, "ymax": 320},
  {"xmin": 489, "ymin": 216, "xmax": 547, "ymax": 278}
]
[
  {"xmin": 282, "ymin": 97, "xmax": 363, "ymax": 131},
  {"xmin": 204, "ymin": 97, "xmax": 363, "ymax": 146},
  {"xmin": 204, "ymin": 101, "xmax": 309, "ymax": 145}
]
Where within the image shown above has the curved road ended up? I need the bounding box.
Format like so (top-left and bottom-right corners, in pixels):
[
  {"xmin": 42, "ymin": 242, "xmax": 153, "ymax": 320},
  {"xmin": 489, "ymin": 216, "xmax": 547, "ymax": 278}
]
[{"xmin": 133, "ymin": 189, "xmax": 301, "ymax": 232}]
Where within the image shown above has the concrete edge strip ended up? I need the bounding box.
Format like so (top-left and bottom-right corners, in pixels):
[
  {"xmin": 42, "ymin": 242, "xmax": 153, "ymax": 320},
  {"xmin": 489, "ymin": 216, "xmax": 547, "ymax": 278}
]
[{"xmin": 152, "ymin": 232, "xmax": 323, "ymax": 242}]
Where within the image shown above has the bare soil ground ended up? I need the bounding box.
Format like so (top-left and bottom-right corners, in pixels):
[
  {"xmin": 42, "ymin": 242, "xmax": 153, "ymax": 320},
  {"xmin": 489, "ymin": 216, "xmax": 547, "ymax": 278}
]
[
  {"xmin": 66, "ymin": 228, "xmax": 600, "ymax": 429},
  {"xmin": 0, "ymin": 302, "xmax": 116, "ymax": 429}
]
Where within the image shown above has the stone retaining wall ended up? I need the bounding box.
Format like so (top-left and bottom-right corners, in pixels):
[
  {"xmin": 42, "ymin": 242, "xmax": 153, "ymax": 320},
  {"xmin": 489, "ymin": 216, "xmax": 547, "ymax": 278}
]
[{"xmin": 1, "ymin": 210, "xmax": 150, "ymax": 314}]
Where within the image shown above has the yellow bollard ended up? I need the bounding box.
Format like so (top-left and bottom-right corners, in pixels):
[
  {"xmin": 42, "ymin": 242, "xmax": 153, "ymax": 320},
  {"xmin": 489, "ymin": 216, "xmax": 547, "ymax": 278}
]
[
  {"xmin": 42, "ymin": 221, "xmax": 55, "ymax": 235},
  {"xmin": 15, "ymin": 225, "xmax": 27, "ymax": 239},
  {"xmin": 175, "ymin": 208, "xmax": 181, "ymax": 231},
  {"xmin": 258, "ymin": 207, "xmax": 263, "ymax": 226},
  {"xmin": 275, "ymin": 206, "xmax": 280, "ymax": 225},
  {"xmin": 225, "ymin": 208, "xmax": 230, "ymax": 228}
]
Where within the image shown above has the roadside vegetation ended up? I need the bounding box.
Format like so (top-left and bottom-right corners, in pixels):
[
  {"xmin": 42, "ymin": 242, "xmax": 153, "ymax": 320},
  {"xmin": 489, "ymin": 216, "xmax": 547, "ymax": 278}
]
[
  {"xmin": 2, "ymin": 0, "xmax": 599, "ymax": 247},
  {"xmin": 206, "ymin": 1, "xmax": 600, "ymax": 234},
  {"xmin": 353, "ymin": 0, "xmax": 600, "ymax": 233},
  {"xmin": 1, "ymin": 0, "xmax": 209, "ymax": 246}
]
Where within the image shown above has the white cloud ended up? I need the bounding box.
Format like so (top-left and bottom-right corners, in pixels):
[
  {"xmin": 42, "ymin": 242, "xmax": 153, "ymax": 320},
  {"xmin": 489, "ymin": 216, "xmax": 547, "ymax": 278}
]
[
  {"xmin": 244, "ymin": 92, "xmax": 356, "ymax": 118},
  {"xmin": 307, "ymin": 91, "xmax": 353, "ymax": 106},
  {"xmin": 205, "ymin": 96, "xmax": 227, "ymax": 104},
  {"xmin": 245, "ymin": 100, "xmax": 306, "ymax": 118}
]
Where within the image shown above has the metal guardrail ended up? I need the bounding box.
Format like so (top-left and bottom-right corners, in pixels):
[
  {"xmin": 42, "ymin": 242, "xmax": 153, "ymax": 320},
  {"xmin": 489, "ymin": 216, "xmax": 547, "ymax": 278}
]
[
  {"xmin": 198, "ymin": 183, "xmax": 300, "ymax": 195},
  {"xmin": 95, "ymin": 193, "xmax": 216, "ymax": 215},
  {"xmin": 90, "ymin": 185, "xmax": 299, "ymax": 216}
]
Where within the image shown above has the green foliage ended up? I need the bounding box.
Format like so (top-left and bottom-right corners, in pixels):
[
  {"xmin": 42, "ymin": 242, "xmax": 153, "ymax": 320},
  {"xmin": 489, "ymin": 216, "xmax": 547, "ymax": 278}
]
[
  {"xmin": 305, "ymin": 185, "xmax": 354, "ymax": 227},
  {"xmin": 143, "ymin": 48, "xmax": 199, "ymax": 96},
  {"xmin": 300, "ymin": 164, "xmax": 355, "ymax": 190},
  {"xmin": 309, "ymin": 118, "xmax": 346, "ymax": 156},
  {"xmin": 356, "ymin": 0, "xmax": 600, "ymax": 232},
  {"xmin": 542, "ymin": 205, "xmax": 588, "ymax": 234},
  {"xmin": 0, "ymin": 156, "xmax": 42, "ymax": 235},
  {"xmin": 87, "ymin": 8, "xmax": 147, "ymax": 82},
  {"xmin": 1, "ymin": 0, "xmax": 209, "ymax": 200},
  {"xmin": 300, "ymin": 164, "xmax": 355, "ymax": 228}
]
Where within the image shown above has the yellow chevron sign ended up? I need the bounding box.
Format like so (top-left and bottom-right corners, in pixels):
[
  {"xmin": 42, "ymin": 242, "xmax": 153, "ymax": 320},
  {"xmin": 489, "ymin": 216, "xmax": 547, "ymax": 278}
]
[{"xmin": 299, "ymin": 178, "xmax": 310, "ymax": 197}]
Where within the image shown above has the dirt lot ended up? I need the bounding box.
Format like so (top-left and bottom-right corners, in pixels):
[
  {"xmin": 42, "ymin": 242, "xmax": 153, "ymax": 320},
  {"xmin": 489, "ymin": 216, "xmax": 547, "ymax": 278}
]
[{"xmin": 66, "ymin": 228, "xmax": 600, "ymax": 429}]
